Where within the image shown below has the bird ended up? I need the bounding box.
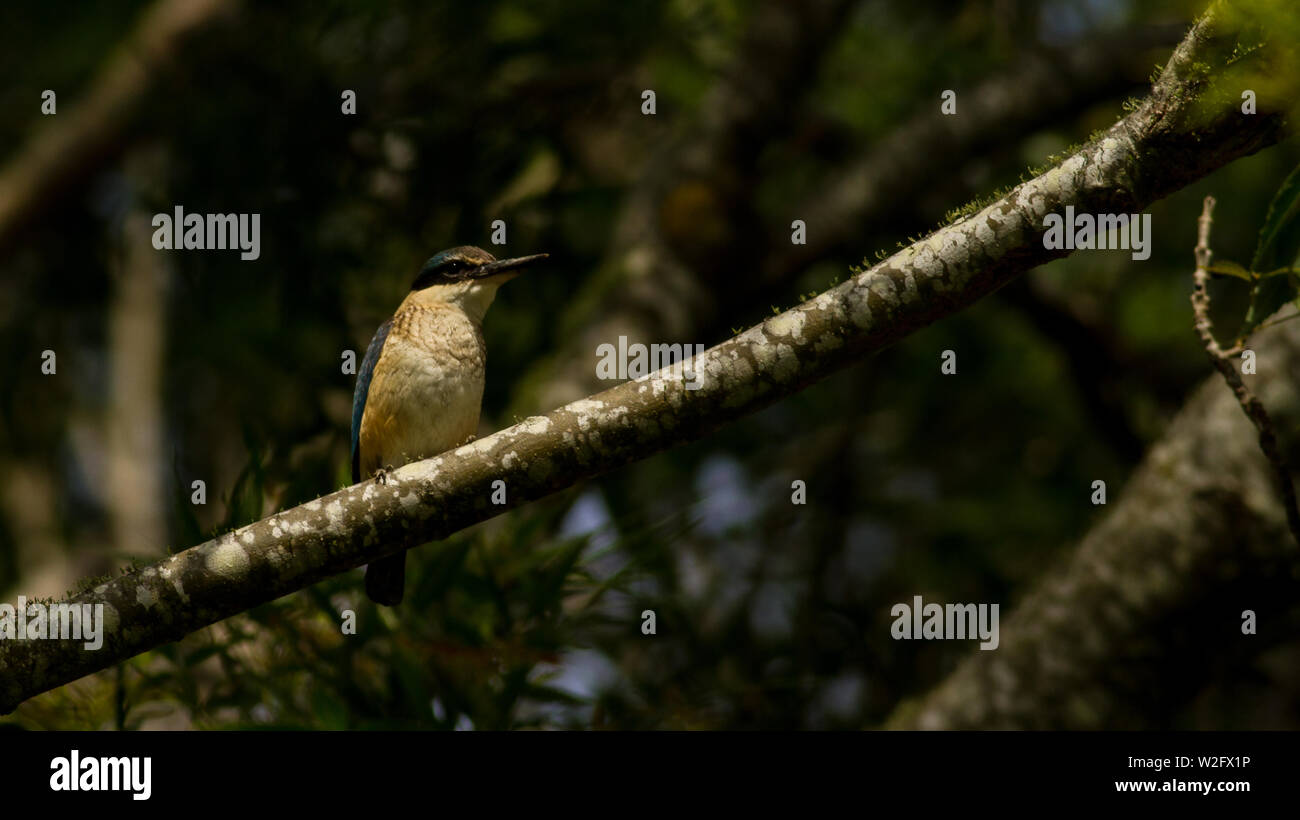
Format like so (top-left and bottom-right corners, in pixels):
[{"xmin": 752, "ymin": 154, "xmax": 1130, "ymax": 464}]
[{"xmin": 351, "ymin": 245, "xmax": 547, "ymax": 605}]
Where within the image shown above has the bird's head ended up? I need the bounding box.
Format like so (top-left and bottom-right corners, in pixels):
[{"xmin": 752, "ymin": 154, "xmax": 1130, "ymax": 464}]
[{"xmin": 408, "ymin": 245, "xmax": 547, "ymax": 320}]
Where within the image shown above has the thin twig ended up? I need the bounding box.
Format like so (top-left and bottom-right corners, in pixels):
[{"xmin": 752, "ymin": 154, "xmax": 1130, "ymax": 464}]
[
  {"xmin": 1191, "ymin": 195, "xmax": 1300, "ymax": 546},
  {"xmin": 1252, "ymin": 311, "xmax": 1300, "ymax": 334}
]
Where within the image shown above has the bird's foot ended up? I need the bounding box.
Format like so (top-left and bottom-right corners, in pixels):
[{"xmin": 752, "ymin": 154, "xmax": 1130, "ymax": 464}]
[
  {"xmin": 374, "ymin": 465, "xmax": 395, "ymax": 486},
  {"xmin": 462, "ymin": 434, "xmax": 477, "ymax": 446}
]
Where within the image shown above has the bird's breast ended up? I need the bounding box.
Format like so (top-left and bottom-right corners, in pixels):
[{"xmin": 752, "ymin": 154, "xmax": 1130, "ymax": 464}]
[{"xmin": 359, "ymin": 304, "xmax": 487, "ymax": 473}]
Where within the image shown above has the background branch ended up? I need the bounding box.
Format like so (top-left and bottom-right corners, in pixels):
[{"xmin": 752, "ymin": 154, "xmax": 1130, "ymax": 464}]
[
  {"xmin": 518, "ymin": 24, "xmax": 1180, "ymax": 412},
  {"xmin": 0, "ymin": 0, "xmax": 237, "ymax": 257},
  {"xmin": 517, "ymin": 0, "xmax": 857, "ymax": 413},
  {"xmin": 888, "ymin": 302, "xmax": 1300, "ymax": 729}
]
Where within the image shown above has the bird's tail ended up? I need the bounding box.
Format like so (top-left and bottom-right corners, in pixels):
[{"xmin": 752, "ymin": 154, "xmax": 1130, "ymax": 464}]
[{"xmin": 366, "ymin": 553, "xmax": 406, "ymax": 606}]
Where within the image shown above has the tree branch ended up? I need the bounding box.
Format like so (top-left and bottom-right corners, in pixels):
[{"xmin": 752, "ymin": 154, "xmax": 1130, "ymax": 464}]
[
  {"xmin": 764, "ymin": 23, "xmax": 1184, "ymax": 282},
  {"xmin": 0, "ymin": 0, "xmax": 238, "ymax": 257},
  {"xmin": 521, "ymin": 24, "xmax": 1181, "ymax": 411},
  {"xmin": 887, "ymin": 303, "xmax": 1300, "ymax": 729},
  {"xmin": 1, "ymin": 0, "xmax": 1292, "ymax": 714},
  {"xmin": 1190, "ymin": 195, "xmax": 1300, "ymax": 545}
]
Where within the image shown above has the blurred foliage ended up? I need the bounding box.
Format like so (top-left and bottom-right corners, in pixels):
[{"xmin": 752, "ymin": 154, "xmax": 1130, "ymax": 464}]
[{"xmin": 4, "ymin": 0, "xmax": 1300, "ymax": 730}]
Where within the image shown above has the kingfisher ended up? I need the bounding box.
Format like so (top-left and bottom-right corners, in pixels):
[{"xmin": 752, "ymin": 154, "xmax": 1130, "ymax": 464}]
[{"xmin": 351, "ymin": 245, "xmax": 547, "ymax": 605}]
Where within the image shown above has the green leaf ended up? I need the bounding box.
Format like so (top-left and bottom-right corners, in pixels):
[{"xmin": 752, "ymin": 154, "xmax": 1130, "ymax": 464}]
[
  {"xmin": 1244, "ymin": 162, "xmax": 1300, "ymax": 332},
  {"xmin": 1208, "ymin": 260, "xmax": 1253, "ymax": 281},
  {"xmin": 1251, "ymin": 163, "xmax": 1300, "ymax": 274}
]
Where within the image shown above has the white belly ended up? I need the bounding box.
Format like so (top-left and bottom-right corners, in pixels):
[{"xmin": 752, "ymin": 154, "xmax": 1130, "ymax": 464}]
[{"xmin": 359, "ymin": 307, "xmax": 486, "ymax": 473}]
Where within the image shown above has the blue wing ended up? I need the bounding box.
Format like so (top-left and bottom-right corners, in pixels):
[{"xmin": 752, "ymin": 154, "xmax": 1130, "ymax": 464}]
[{"xmin": 351, "ymin": 319, "xmax": 393, "ymax": 484}]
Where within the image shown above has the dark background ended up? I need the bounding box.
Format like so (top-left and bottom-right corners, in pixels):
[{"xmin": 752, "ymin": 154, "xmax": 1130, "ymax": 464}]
[{"xmin": 1, "ymin": 0, "xmax": 1298, "ymax": 729}]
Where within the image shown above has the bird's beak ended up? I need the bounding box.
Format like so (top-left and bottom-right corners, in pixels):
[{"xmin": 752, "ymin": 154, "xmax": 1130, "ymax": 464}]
[{"xmin": 474, "ymin": 253, "xmax": 549, "ymax": 279}]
